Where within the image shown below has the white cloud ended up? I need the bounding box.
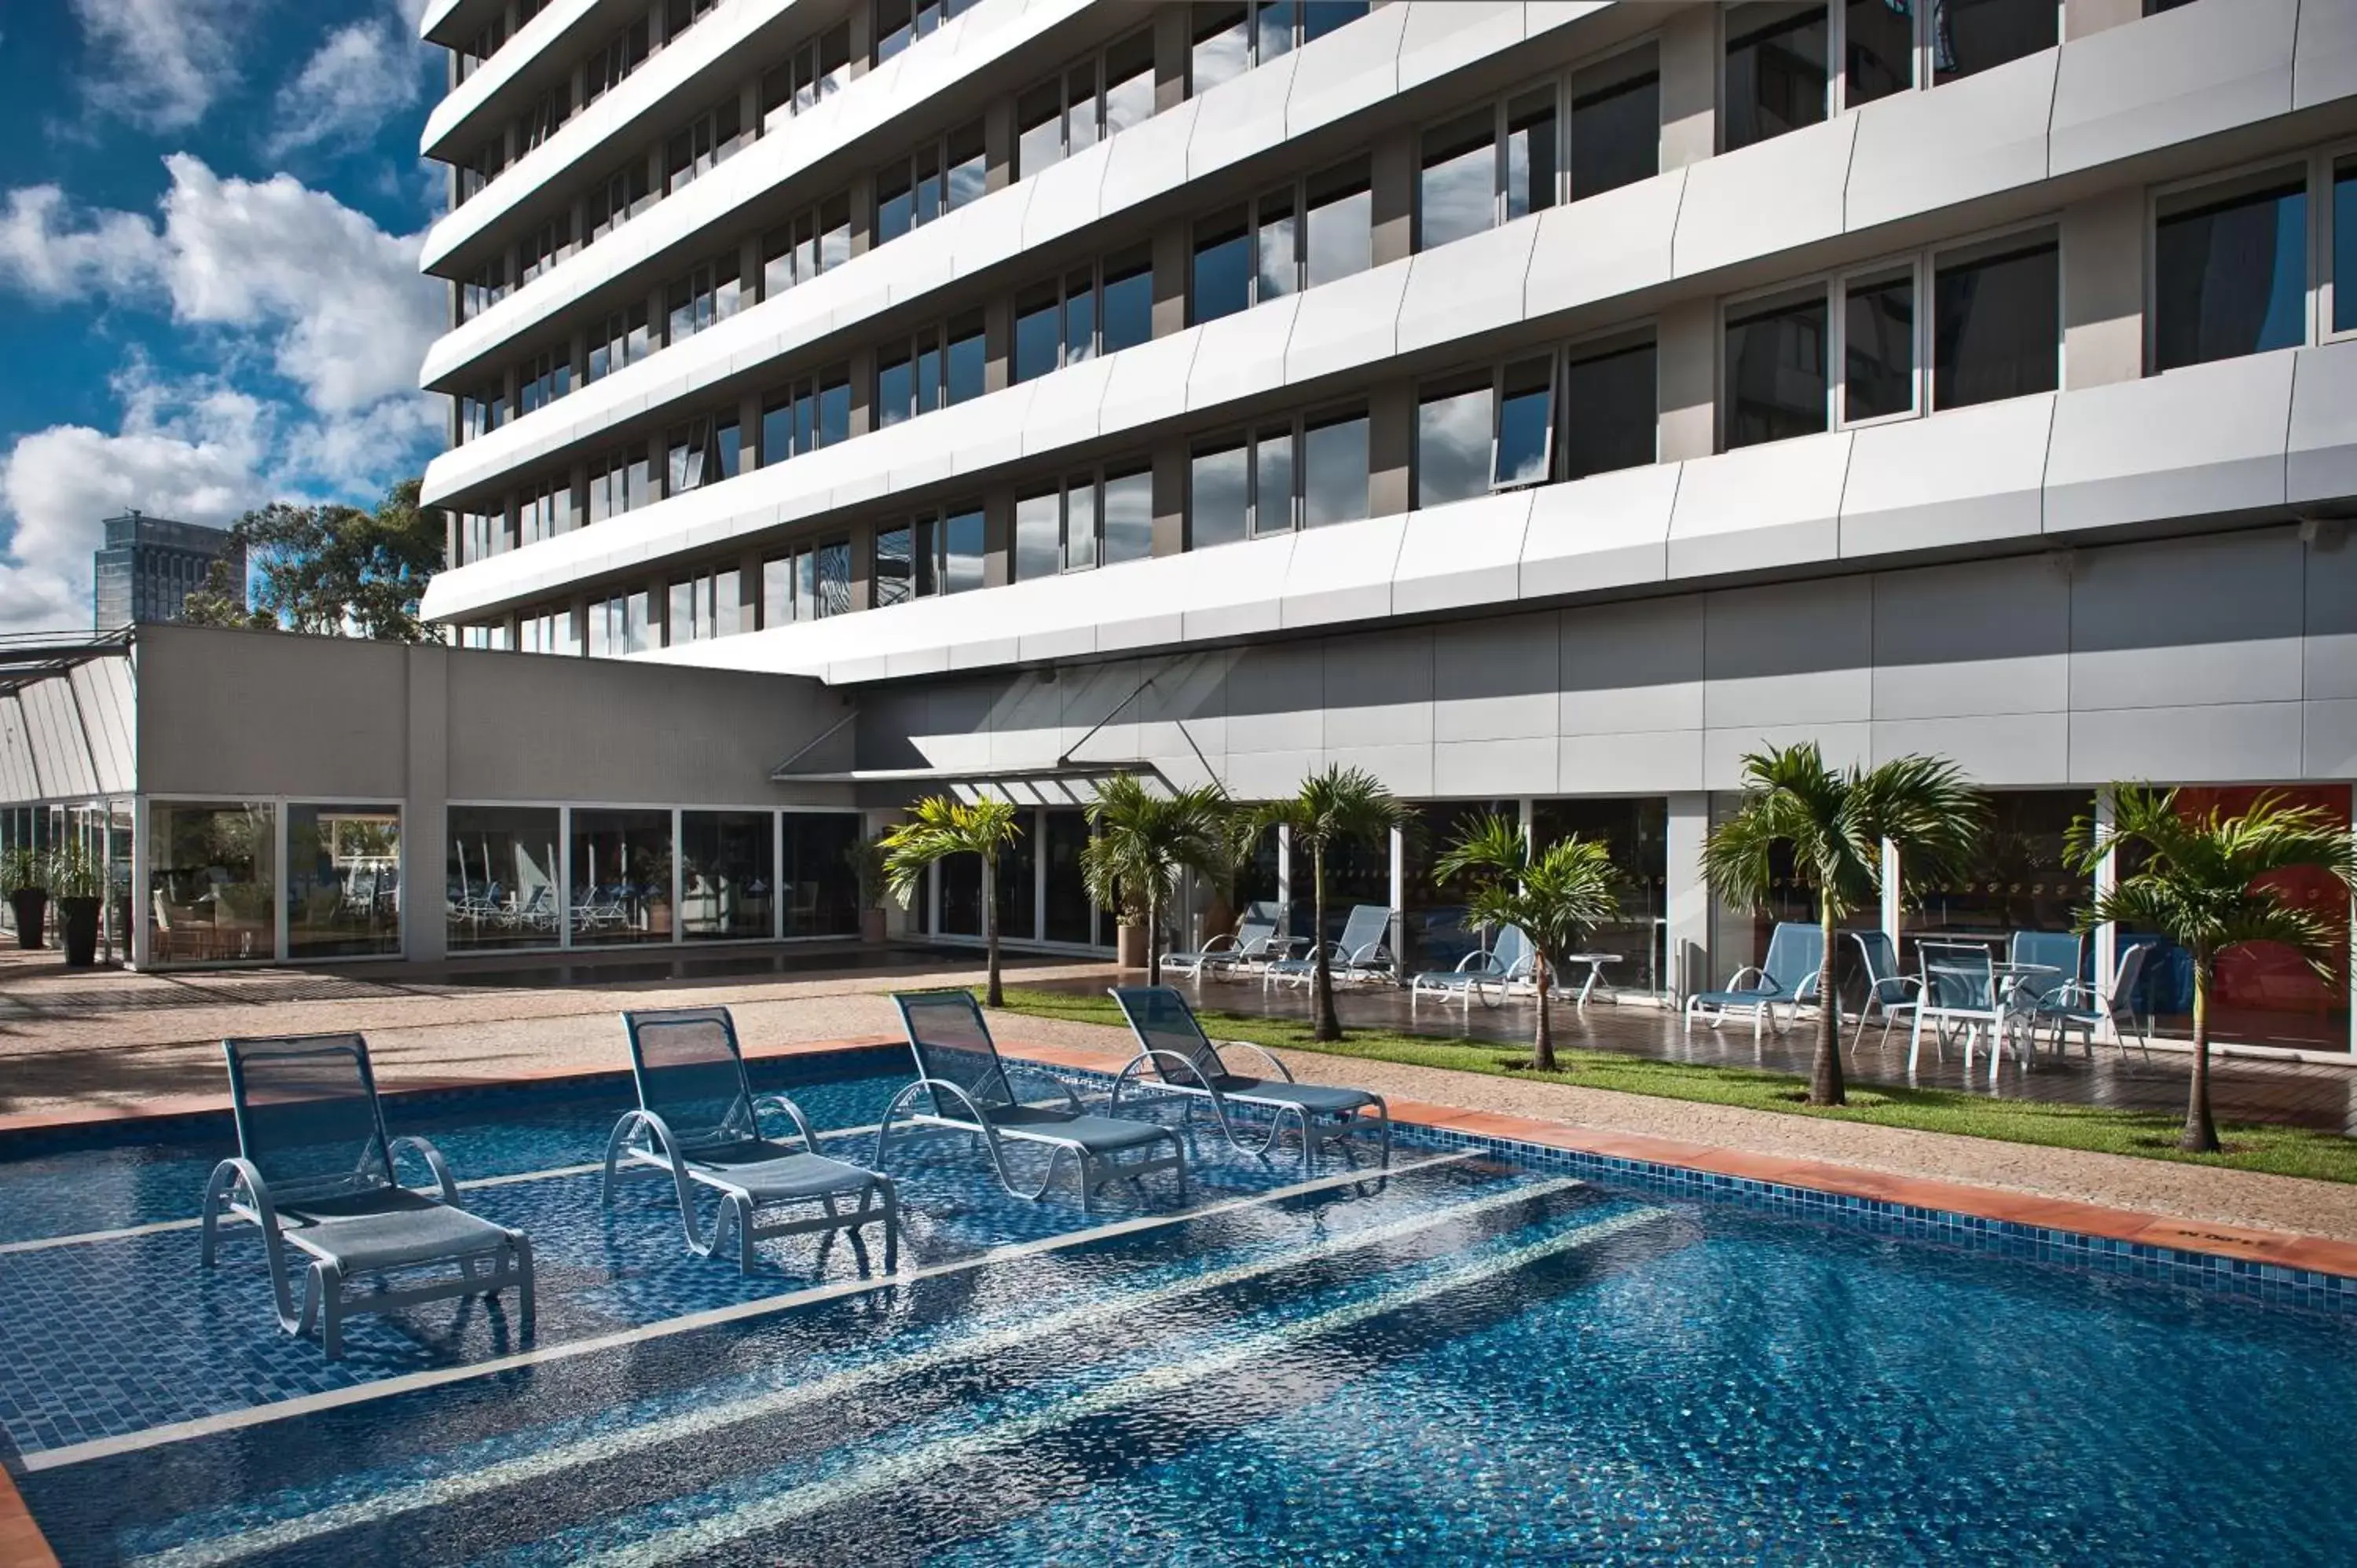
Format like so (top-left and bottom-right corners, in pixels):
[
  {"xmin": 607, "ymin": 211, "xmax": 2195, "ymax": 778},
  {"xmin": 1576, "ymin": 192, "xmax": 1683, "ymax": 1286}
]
[
  {"xmin": 71, "ymin": 0, "xmax": 253, "ymax": 132},
  {"xmin": 0, "ymin": 154, "xmax": 445, "ymax": 416},
  {"xmin": 269, "ymin": 18, "xmax": 430, "ymax": 159}
]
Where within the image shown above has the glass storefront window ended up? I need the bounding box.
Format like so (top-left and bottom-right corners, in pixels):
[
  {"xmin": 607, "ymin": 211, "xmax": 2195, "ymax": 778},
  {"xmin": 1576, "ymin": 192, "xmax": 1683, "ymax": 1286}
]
[
  {"xmin": 1532, "ymin": 797, "xmax": 1669, "ymax": 997},
  {"xmin": 783, "ymin": 812, "xmax": 860, "ymax": 937},
  {"xmin": 1043, "ymin": 809, "xmax": 1095, "ymax": 945},
  {"xmin": 681, "ymin": 811, "xmax": 773, "ymax": 940},
  {"xmin": 1290, "ymin": 824, "xmax": 1389, "ymax": 947},
  {"xmin": 1403, "ymin": 800, "xmax": 1516, "ymax": 975},
  {"xmin": 1901, "ymin": 789, "xmax": 2091, "ymax": 990},
  {"xmin": 448, "ymin": 805, "xmax": 563, "ymax": 949},
  {"xmin": 148, "ymin": 800, "xmax": 276, "ymax": 963},
  {"xmin": 571, "ymin": 808, "xmax": 673, "ymax": 945},
  {"xmin": 288, "ymin": 804, "xmax": 401, "ymax": 958},
  {"xmin": 998, "ymin": 814, "xmax": 1038, "ymax": 941}
]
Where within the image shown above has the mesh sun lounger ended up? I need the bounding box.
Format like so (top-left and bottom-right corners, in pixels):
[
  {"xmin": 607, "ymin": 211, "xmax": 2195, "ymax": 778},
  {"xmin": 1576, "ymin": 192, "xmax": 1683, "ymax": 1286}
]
[
  {"xmin": 603, "ymin": 1006, "xmax": 898, "ymax": 1273},
  {"xmin": 1684, "ymin": 921, "xmax": 1824, "ymax": 1040},
  {"xmin": 1409, "ymin": 925, "xmax": 1532, "ymax": 1010},
  {"xmin": 1265, "ymin": 904, "xmax": 1395, "ymax": 989},
  {"xmin": 200, "ymin": 1033, "xmax": 534, "ymax": 1359},
  {"xmin": 1164, "ymin": 908, "xmax": 1292, "ymax": 984},
  {"xmin": 881, "ymin": 991, "xmax": 1186, "ymax": 1211},
  {"xmin": 1108, "ymin": 985, "xmax": 1390, "ymax": 1169}
]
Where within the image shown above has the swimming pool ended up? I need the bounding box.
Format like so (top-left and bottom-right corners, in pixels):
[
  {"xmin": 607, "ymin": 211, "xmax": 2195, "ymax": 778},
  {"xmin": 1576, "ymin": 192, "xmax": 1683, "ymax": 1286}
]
[{"xmin": 5, "ymin": 1046, "xmax": 2356, "ymax": 1565}]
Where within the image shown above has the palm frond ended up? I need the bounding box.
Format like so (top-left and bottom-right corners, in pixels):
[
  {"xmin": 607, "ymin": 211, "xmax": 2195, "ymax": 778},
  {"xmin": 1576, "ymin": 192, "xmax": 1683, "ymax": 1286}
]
[
  {"xmin": 878, "ymin": 795, "xmax": 1023, "ymax": 910},
  {"xmin": 1431, "ymin": 812, "xmax": 1527, "ymax": 885},
  {"xmin": 1702, "ymin": 742, "xmax": 1986, "ymax": 921}
]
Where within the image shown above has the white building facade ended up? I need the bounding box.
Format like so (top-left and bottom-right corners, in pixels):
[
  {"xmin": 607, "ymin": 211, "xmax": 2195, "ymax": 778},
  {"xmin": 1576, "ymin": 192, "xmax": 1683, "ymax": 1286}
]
[{"xmin": 405, "ymin": 0, "xmax": 2357, "ymax": 1050}]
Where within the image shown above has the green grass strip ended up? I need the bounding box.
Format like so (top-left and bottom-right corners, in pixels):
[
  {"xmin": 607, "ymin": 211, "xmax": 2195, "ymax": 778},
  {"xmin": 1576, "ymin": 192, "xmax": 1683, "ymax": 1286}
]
[{"xmin": 988, "ymin": 985, "xmax": 2357, "ymax": 1185}]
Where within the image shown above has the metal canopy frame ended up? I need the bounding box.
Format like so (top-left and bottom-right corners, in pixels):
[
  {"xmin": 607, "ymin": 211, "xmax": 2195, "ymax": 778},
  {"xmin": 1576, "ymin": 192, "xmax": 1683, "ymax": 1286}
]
[{"xmin": 0, "ymin": 627, "xmax": 132, "ymax": 699}]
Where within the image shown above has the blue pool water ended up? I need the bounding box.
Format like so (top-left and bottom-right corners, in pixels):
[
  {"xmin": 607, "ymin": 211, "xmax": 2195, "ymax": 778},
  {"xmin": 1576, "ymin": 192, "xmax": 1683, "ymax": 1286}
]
[{"xmin": 4, "ymin": 1051, "xmax": 2355, "ymax": 1566}]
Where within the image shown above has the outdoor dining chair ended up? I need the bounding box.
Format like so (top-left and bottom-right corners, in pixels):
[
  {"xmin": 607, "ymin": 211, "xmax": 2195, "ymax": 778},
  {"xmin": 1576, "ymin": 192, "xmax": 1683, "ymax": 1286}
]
[
  {"xmin": 1912, "ymin": 940, "xmax": 2031, "ymax": 1082},
  {"xmin": 1109, "ymin": 984, "xmax": 1391, "ymax": 1169},
  {"xmin": 200, "ymin": 1032, "xmax": 535, "ymax": 1359},
  {"xmin": 882, "ymin": 990, "xmax": 1186, "ymax": 1211},
  {"xmin": 603, "ymin": 1006, "xmax": 898, "ymax": 1274},
  {"xmin": 1848, "ymin": 930, "xmax": 1922, "ymax": 1053},
  {"xmin": 2044, "ymin": 943, "xmax": 2157, "ymax": 1067}
]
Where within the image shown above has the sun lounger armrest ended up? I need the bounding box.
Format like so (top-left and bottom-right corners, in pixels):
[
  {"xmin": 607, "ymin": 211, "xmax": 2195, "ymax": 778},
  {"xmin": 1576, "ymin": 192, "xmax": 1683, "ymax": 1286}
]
[
  {"xmin": 889, "ymin": 1075, "xmax": 999, "ymax": 1131},
  {"xmin": 1110, "ymin": 1048, "xmax": 1213, "ymax": 1109},
  {"xmin": 200, "ymin": 1157, "xmax": 303, "ymax": 1328},
  {"xmin": 1453, "ymin": 951, "xmax": 1495, "ymax": 974},
  {"xmin": 387, "ymin": 1134, "xmax": 464, "ymax": 1206},
  {"xmin": 1215, "ymin": 1039, "xmax": 1296, "ymax": 1083},
  {"xmin": 1001, "ymin": 1064, "xmax": 1086, "ymax": 1116},
  {"xmin": 751, "ymin": 1093, "xmax": 823, "ymax": 1153}
]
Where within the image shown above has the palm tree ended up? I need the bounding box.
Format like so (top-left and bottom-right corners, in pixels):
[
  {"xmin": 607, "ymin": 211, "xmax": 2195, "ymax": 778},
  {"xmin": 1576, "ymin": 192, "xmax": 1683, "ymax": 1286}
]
[
  {"xmin": 1700, "ymin": 742, "xmax": 1985, "ymax": 1107},
  {"xmin": 1256, "ymin": 764, "xmax": 1412, "ymax": 1042},
  {"xmin": 1080, "ymin": 775, "xmax": 1233, "ymax": 984},
  {"xmin": 881, "ymin": 796, "xmax": 1025, "ymax": 1008},
  {"xmin": 2067, "ymin": 785, "xmax": 2357, "ymax": 1153},
  {"xmin": 1434, "ymin": 814, "xmax": 1622, "ymax": 1072}
]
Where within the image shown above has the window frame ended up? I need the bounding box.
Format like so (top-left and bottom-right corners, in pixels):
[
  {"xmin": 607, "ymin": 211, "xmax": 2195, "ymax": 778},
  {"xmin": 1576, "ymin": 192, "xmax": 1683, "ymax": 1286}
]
[{"xmin": 2145, "ymin": 146, "xmax": 2355, "ymax": 369}]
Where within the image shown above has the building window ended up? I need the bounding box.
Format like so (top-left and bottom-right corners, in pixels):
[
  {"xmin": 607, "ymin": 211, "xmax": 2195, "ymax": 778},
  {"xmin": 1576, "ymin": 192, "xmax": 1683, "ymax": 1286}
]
[
  {"xmin": 448, "ymin": 805, "xmax": 559, "ymax": 951},
  {"xmin": 1015, "ymin": 251, "xmax": 1156, "ymax": 378},
  {"xmin": 459, "ymin": 623, "xmax": 511, "ymax": 650},
  {"xmin": 872, "ymin": 510, "xmax": 995, "ymax": 605},
  {"xmin": 761, "ymin": 193, "xmax": 852, "ymax": 299},
  {"xmin": 877, "ymin": 120, "xmax": 987, "ymax": 244},
  {"xmin": 588, "ymin": 301, "xmax": 651, "ymax": 382},
  {"xmin": 519, "ymin": 211, "xmax": 576, "ymax": 286},
  {"xmin": 519, "ymin": 474, "xmax": 574, "ymax": 545},
  {"xmin": 874, "ymin": 0, "xmax": 977, "ymax": 64},
  {"xmin": 1192, "ymin": 411, "xmax": 1365, "ymax": 544},
  {"xmin": 2336, "ymin": 156, "xmax": 2357, "ymax": 337},
  {"xmin": 518, "ymin": 607, "xmax": 579, "ymax": 655},
  {"xmin": 459, "ymin": 508, "xmax": 509, "ymax": 564},
  {"xmin": 2154, "ymin": 170, "xmax": 2309, "ymax": 372},
  {"xmin": 665, "ymin": 252, "xmax": 744, "ymax": 346},
  {"xmin": 1303, "ymin": 410, "xmax": 1370, "ymax": 529},
  {"xmin": 761, "ymin": 540, "xmax": 852, "ymax": 623},
  {"xmin": 1017, "ymin": 468, "xmax": 1149, "ymax": 581},
  {"xmin": 1932, "ymin": 0, "xmax": 2056, "ymax": 84},
  {"xmin": 516, "ymin": 88, "xmax": 569, "ymax": 157},
  {"xmin": 1418, "ymin": 110, "xmax": 1498, "ymax": 251},
  {"xmin": 1934, "ymin": 235, "xmax": 2058, "ymax": 408},
  {"xmin": 587, "ymin": 161, "xmax": 654, "ymax": 246},
  {"xmin": 1561, "ymin": 335, "xmax": 1657, "ymax": 480},
  {"xmin": 1415, "ymin": 376, "xmax": 1494, "ymax": 509},
  {"xmin": 665, "ymin": 416, "xmax": 742, "ymax": 495},
  {"xmin": 761, "ymin": 23, "xmax": 852, "ymax": 129},
  {"xmin": 681, "ymin": 810, "xmax": 772, "ymax": 940},
  {"xmin": 588, "ymin": 588, "xmax": 654, "ymax": 656},
  {"xmin": 1571, "ymin": 46, "xmax": 1660, "ymax": 200},
  {"xmin": 460, "ymin": 255, "xmax": 510, "ymax": 321},
  {"xmin": 571, "ymin": 808, "xmax": 672, "ymax": 946},
  {"xmin": 1193, "ymin": 160, "xmax": 1370, "ymax": 324},
  {"xmin": 1188, "ymin": 2, "xmax": 1369, "ymax": 94},
  {"xmin": 665, "ymin": 98, "xmax": 749, "ymax": 195},
  {"xmin": 587, "ymin": 445, "xmax": 652, "ymax": 522},
  {"xmin": 457, "ymin": 382, "xmax": 508, "ymax": 442},
  {"xmin": 1725, "ymin": 2, "xmax": 1829, "ymax": 152},
  {"xmin": 666, "ymin": 568, "xmax": 741, "ymax": 643},
  {"xmin": 874, "ymin": 312, "xmax": 987, "ymax": 426},
  {"xmin": 1016, "ymin": 27, "xmax": 1157, "ymax": 179},
  {"xmin": 761, "ymin": 365, "xmax": 851, "ymax": 465},
  {"xmin": 150, "ymin": 802, "xmax": 276, "ymax": 963},
  {"xmin": 1725, "ymin": 290, "xmax": 1828, "ymax": 448},
  {"xmin": 585, "ymin": 14, "xmax": 652, "ymax": 106},
  {"xmin": 517, "ymin": 347, "xmax": 573, "ymax": 416}
]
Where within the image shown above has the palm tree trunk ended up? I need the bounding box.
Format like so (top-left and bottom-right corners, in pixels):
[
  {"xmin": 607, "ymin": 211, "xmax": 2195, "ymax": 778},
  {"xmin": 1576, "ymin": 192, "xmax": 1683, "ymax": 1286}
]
[
  {"xmin": 2181, "ymin": 949, "xmax": 2220, "ymax": 1152},
  {"xmin": 981, "ymin": 854, "xmax": 1003, "ymax": 1009},
  {"xmin": 1809, "ymin": 905, "xmax": 1845, "ymax": 1106},
  {"xmin": 1531, "ymin": 951, "xmax": 1556, "ymax": 1072},
  {"xmin": 1146, "ymin": 884, "xmax": 1163, "ymax": 987},
  {"xmin": 1311, "ymin": 843, "xmax": 1340, "ymax": 1042}
]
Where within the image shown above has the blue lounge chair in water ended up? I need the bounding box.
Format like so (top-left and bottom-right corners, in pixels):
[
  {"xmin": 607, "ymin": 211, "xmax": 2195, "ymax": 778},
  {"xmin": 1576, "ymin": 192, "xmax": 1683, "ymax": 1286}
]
[
  {"xmin": 1409, "ymin": 924, "xmax": 1533, "ymax": 1009},
  {"xmin": 1684, "ymin": 921, "xmax": 1825, "ymax": 1040},
  {"xmin": 200, "ymin": 1033, "xmax": 534, "ymax": 1358},
  {"xmin": 1109, "ymin": 985, "xmax": 1390, "ymax": 1169},
  {"xmin": 881, "ymin": 991, "xmax": 1187, "ymax": 1211},
  {"xmin": 1266, "ymin": 903, "xmax": 1395, "ymax": 989},
  {"xmin": 603, "ymin": 1006, "xmax": 897, "ymax": 1273}
]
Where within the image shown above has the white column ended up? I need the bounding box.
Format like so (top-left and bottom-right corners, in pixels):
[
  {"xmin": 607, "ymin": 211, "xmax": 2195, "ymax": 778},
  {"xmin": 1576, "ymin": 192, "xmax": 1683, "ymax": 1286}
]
[
  {"xmin": 272, "ymin": 800, "xmax": 290, "ymax": 963},
  {"xmin": 129, "ymin": 795, "xmax": 150, "ymax": 969},
  {"xmin": 1880, "ymin": 837, "xmax": 1901, "ymax": 944},
  {"xmin": 2091, "ymin": 786, "xmax": 2118, "ymax": 1013},
  {"xmin": 558, "ymin": 807, "xmax": 574, "ymax": 951},
  {"xmin": 1032, "ymin": 807, "xmax": 1047, "ymax": 944},
  {"xmin": 1665, "ymin": 793, "xmax": 1712, "ymax": 1004},
  {"xmin": 670, "ymin": 808, "xmax": 685, "ymax": 945},
  {"xmin": 1275, "ymin": 822, "xmax": 1292, "ymax": 934},
  {"xmin": 1388, "ymin": 821, "xmax": 1406, "ymax": 966},
  {"xmin": 772, "ymin": 811, "xmax": 786, "ymax": 940}
]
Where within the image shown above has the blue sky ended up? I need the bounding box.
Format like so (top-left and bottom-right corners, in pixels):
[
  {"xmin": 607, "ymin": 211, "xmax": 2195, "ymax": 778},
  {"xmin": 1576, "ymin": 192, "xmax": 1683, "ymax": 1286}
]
[{"xmin": 0, "ymin": 0, "xmax": 447, "ymax": 632}]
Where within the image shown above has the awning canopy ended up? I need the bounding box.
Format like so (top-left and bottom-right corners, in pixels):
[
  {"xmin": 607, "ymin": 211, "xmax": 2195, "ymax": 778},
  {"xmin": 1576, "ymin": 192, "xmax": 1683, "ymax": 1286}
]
[
  {"xmin": 0, "ymin": 628, "xmax": 133, "ymax": 698},
  {"xmin": 767, "ymin": 760, "xmax": 1159, "ymax": 806}
]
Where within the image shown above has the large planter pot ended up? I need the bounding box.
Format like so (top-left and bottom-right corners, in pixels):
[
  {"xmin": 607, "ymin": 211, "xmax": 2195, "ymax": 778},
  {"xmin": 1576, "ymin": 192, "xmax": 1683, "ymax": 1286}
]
[
  {"xmin": 860, "ymin": 908, "xmax": 887, "ymax": 944},
  {"xmin": 57, "ymin": 896, "xmax": 101, "ymax": 968},
  {"xmin": 1116, "ymin": 921, "xmax": 1149, "ymax": 969},
  {"xmin": 8, "ymin": 888, "xmax": 46, "ymax": 950}
]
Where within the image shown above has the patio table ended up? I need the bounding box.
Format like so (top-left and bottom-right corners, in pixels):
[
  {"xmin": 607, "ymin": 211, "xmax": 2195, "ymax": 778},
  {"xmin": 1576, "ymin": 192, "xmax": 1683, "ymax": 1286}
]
[{"xmin": 1556, "ymin": 952, "xmax": 1622, "ymax": 1007}]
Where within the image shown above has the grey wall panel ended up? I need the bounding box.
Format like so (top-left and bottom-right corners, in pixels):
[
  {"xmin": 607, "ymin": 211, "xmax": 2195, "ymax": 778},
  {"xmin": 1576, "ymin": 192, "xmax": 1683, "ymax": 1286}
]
[
  {"xmin": 1332, "ymin": 742, "xmax": 1435, "ymax": 797},
  {"xmin": 1845, "ymin": 47, "xmax": 2057, "ymax": 233},
  {"xmin": 1323, "ymin": 628, "xmax": 1435, "ymax": 750},
  {"xmin": 2288, "ymin": 340, "xmax": 2357, "ymax": 506},
  {"xmin": 1280, "ymin": 515, "xmax": 1406, "ymax": 628},
  {"xmin": 1673, "ymin": 114, "xmax": 1853, "ymax": 280},
  {"xmin": 1670, "ymin": 433, "xmax": 1851, "ymax": 581},
  {"xmin": 1099, "ymin": 328, "xmax": 1204, "ymax": 435},
  {"xmin": 2303, "ymin": 531, "xmax": 2357, "ymax": 701},
  {"xmin": 1392, "ymin": 491, "xmax": 1533, "ymax": 617},
  {"xmin": 1395, "ymin": 217, "xmax": 1539, "ymax": 354},
  {"xmin": 987, "ymin": 674, "xmax": 1065, "ymax": 769},
  {"xmin": 1432, "ymin": 614, "xmax": 1559, "ymax": 742},
  {"xmin": 1703, "ymin": 576, "xmax": 1875, "ymax": 729},
  {"xmin": 1703, "ymin": 721, "xmax": 1873, "ymax": 789},
  {"xmin": 1434, "ymin": 736, "xmax": 1556, "ymax": 797},
  {"xmin": 139, "ymin": 628, "xmax": 407, "ymax": 800},
  {"xmin": 1520, "ymin": 167, "xmax": 1682, "ymax": 323},
  {"xmin": 1285, "ymin": 261, "xmax": 1408, "ymax": 387},
  {"xmin": 1558, "ymin": 727, "xmax": 1705, "ymax": 794},
  {"xmin": 1186, "ymin": 49, "xmax": 1299, "ymax": 181},
  {"xmin": 1060, "ymin": 658, "xmax": 1147, "ymax": 766},
  {"xmin": 1187, "ymin": 295, "xmax": 1301, "ymax": 411},
  {"xmin": 2043, "ymin": 350, "xmax": 2293, "ymax": 533},
  {"xmin": 1839, "ymin": 394, "xmax": 2053, "ymax": 559},
  {"xmin": 1871, "ymin": 713, "xmax": 2071, "ymax": 785},
  {"xmin": 2302, "ymin": 699, "xmax": 2357, "ymax": 779},
  {"xmin": 1223, "ymin": 643, "xmax": 1325, "ymax": 753},
  {"xmin": 2068, "ymin": 701, "xmax": 2305, "ymax": 782},
  {"xmin": 1519, "ymin": 463, "xmax": 1676, "ymax": 599},
  {"xmin": 2048, "ymin": 0, "xmax": 2296, "ymax": 176},
  {"xmin": 1224, "ymin": 747, "xmax": 1323, "ymax": 799},
  {"xmin": 1098, "ymin": 96, "xmax": 1200, "ymax": 215},
  {"xmin": 2293, "ymin": 0, "xmax": 2357, "ymax": 108},
  {"xmin": 1558, "ymin": 595, "xmax": 1705, "ymax": 735},
  {"xmin": 919, "ymin": 682, "xmax": 995, "ymax": 771},
  {"xmin": 1871, "ymin": 555, "xmax": 2071, "ymax": 719},
  {"xmin": 2068, "ymin": 526, "xmax": 2304, "ymax": 709}
]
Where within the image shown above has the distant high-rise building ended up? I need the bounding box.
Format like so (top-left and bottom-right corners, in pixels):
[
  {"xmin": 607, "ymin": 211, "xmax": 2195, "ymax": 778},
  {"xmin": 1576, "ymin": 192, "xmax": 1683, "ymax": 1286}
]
[{"xmin": 91, "ymin": 512, "xmax": 244, "ymax": 629}]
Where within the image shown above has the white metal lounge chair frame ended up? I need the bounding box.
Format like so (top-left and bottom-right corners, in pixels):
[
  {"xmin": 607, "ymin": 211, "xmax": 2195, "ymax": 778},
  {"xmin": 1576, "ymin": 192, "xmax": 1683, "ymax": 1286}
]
[
  {"xmin": 1409, "ymin": 927, "xmax": 1532, "ymax": 1011},
  {"xmin": 1265, "ymin": 905, "xmax": 1395, "ymax": 991},
  {"xmin": 1683, "ymin": 922, "xmax": 1824, "ymax": 1041}
]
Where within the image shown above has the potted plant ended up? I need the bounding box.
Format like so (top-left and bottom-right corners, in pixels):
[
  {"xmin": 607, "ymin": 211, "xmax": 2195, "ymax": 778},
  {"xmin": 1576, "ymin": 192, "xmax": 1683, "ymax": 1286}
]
[
  {"xmin": 48, "ymin": 843, "xmax": 105, "ymax": 968},
  {"xmin": 845, "ymin": 833, "xmax": 891, "ymax": 944},
  {"xmin": 2, "ymin": 847, "xmax": 47, "ymax": 951}
]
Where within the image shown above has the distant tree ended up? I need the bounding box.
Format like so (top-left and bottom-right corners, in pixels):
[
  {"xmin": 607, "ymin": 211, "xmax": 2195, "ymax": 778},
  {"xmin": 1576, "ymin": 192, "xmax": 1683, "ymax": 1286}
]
[
  {"xmin": 1433, "ymin": 814, "xmax": 1622, "ymax": 1073},
  {"xmin": 179, "ymin": 479, "xmax": 444, "ymax": 641},
  {"xmin": 1080, "ymin": 775, "xmax": 1233, "ymax": 984},
  {"xmin": 882, "ymin": 797, "xmax": 1025, "ymax": 1008},
  {"xmin": 1255, "ymin": 765, "xmax": 1412, "ymax": 1042}
]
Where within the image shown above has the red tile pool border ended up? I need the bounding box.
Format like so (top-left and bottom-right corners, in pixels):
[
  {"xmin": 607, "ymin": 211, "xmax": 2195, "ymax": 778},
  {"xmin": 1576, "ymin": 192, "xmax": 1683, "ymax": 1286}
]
[{"xmin": 0, "ymin": 1461, "xmax": 59, "ymax": 1568}]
